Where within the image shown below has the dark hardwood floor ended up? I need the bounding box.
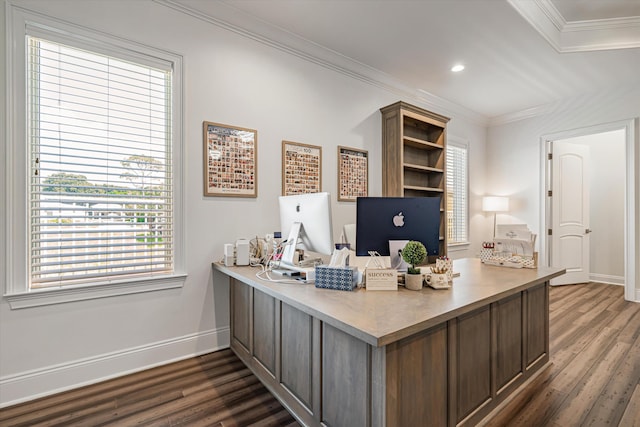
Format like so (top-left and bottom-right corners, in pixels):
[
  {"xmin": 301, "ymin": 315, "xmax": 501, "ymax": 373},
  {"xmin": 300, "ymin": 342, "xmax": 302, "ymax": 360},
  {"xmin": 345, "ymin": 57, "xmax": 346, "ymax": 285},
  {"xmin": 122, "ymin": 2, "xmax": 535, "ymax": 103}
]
[
  {"xmin": 484, "ymin": 282, "xmax": 640, "ymax": 427},
  {"xmin": 0, "ymin": 350, "xmax": 300, "ymax": 427},
  {"xmin": 1, "ymin": 282, "xmax": 639, "ymax": 426}
]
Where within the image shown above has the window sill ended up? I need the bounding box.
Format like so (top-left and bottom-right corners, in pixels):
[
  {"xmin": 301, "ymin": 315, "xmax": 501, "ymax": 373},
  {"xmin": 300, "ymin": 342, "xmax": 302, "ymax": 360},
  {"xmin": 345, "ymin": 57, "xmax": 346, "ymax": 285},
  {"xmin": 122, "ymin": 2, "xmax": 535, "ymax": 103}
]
[
  {"xmin": 4, "ymin": 274, "xmax": 187, "ymax": 310},
  {"xmin": 448, "ymin": 242, "xmax": 471, "ymax": 252}
]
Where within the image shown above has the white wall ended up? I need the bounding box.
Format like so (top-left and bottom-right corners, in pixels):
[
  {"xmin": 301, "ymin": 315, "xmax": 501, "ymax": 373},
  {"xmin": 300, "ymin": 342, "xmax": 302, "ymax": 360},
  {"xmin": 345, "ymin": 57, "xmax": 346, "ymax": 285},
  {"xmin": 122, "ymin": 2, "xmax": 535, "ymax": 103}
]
[
  {"xmin": 560, "ymin": 130, "xmax": 626, "ymax": 284},
  {"xmin": 0, "ymin": 0, "xmax": 487, "ymax": 406},
  {"xmin": 487, "ymin": 88, "xmax": 640, "ymax": 297}
]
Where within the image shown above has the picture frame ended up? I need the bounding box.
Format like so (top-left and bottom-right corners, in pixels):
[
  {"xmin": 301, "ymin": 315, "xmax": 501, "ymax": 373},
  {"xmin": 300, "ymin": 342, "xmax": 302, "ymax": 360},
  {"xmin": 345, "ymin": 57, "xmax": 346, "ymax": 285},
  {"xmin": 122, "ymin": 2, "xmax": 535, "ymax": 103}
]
[
  {"xmin": 337, "ymin": 146, "xmax": 368, "ymax": 201},
  {"xmin": 203, "ymin": 121, "xmax": 257, "ymax": 197},
  {"xmin": 282, "ymin": 140, "xmax": 322, "ymax": 196}
]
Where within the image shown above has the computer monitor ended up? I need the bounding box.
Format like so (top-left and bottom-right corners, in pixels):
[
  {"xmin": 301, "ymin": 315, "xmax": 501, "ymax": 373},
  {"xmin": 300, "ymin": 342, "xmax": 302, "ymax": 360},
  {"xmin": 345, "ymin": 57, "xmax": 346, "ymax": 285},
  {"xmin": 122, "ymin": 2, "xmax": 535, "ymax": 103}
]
[
  {"xmin": 278, "ymin": 192, "xmax": 334, "ymax": 267},
  {"xmin": 355, "ymin": 196, "xmax": 441, "ymax": 257}
]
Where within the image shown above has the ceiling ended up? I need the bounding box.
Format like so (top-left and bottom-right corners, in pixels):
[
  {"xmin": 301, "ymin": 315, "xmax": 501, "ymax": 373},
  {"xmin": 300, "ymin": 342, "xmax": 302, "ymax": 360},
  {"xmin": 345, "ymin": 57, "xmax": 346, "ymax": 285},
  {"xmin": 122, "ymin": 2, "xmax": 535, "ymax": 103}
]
[{"xmin": 163, "ymin": 0, "xmax": 640, "ymax": 123}]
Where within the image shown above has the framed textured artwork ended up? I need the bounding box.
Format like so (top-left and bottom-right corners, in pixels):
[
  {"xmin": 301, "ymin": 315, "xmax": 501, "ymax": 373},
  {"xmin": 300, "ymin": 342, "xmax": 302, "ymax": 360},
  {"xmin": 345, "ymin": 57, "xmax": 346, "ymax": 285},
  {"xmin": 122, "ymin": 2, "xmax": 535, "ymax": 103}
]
[
  {"xmin": 282, "ymin": 140, "xmax": 322, "ymax": 196},
  {"xmin": 337, "ymin": 146, "xmax": 368, "ymax": 201},
  {"xmin": 203, "ymin": 121, "xmax": 257, "ymax": 197}
]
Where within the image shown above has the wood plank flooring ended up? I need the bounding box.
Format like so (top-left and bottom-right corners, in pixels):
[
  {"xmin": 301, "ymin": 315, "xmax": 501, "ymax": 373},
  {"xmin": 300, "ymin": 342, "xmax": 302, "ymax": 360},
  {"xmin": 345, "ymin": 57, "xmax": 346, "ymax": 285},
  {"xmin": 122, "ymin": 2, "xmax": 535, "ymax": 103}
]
[
  {"xmin": 1, "ymin": 282, "xmax": 639, "ymax": 426},
  {"xmin": 485, "ymin": 282, "xmax": 640, "ymax": 427},
  {"xmin": 0, "ymin": 350, "xmax": 300, "ymax": 426}
]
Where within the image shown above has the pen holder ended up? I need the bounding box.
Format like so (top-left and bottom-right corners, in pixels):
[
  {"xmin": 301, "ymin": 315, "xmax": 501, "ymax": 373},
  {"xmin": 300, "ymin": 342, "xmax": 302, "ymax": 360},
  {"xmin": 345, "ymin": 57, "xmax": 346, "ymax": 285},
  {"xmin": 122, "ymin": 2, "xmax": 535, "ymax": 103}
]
[
  {"xmin": 426, "ymin": 272, "xmax": 450, "ymax": 289},
  {"xmin": 436, "ymin": 258, "xmax": 453, "ymax": 283}
]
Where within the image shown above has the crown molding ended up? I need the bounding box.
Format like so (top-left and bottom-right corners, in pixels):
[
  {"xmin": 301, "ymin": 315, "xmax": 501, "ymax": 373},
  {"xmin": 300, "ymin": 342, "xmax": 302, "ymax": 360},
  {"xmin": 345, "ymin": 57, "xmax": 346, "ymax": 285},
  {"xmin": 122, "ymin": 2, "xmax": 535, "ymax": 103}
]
[
  {"xmin": 489, "ymin": 103, "xmax": 556, "ymax": 126},
  {"xmin": 489, "ymin": 83, "xmax": 639, "ymax": 126},
  {"xmin": 153, "ymin": 0, "xmax": 488, "ymax": 126},
  {"xmin": 508, "ymin": 0, "xmax": 640, "ymax": 52}
]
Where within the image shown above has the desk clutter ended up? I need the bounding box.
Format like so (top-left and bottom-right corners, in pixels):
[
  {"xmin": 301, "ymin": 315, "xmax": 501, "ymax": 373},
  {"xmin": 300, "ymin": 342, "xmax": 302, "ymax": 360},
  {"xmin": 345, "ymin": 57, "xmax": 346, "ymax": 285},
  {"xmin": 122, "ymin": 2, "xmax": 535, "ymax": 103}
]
[
  {"xmin": 313, "ymin": 251, "xmax": 456, "ymax": 292},
  {"xmin": 480, "ymin": 224, "xmax": 538, "ymax": 268},
  {"xmin": 225, "ymin": 232, "xmax": 459, "ymax": 291}
]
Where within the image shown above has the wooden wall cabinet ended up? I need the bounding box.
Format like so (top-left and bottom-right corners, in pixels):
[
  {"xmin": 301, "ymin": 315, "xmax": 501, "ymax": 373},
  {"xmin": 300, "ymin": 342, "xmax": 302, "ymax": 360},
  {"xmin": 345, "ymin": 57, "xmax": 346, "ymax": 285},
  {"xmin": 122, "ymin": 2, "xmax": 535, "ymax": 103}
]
[{"xmin": 380, "ymin": 101, "xmax": 450, "ymax": 261}]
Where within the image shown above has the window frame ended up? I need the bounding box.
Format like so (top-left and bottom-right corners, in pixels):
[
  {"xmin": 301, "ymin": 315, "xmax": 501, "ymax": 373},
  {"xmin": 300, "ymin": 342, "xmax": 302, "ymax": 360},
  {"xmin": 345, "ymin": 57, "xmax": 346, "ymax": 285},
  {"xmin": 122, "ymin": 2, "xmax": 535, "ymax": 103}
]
[
  {"xmin": 446, "ymin": 136, "xmax": 470, "ymax": 250},
  {"xmin": 4, "ymin": 5, "xmax": 186, "ymax": 309}
]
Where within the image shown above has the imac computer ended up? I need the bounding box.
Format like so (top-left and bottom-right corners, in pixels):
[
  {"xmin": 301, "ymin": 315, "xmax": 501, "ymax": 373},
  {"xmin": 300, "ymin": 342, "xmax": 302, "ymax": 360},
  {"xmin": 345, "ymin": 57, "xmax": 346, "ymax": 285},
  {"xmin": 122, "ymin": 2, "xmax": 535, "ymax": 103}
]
[
  {"xmin": 278, "ymin": 192, "xmax": 334, "ymax": 270},
  {"xmin": 355, "ymin": 196, "xmax": 441, "ymax": 257}
]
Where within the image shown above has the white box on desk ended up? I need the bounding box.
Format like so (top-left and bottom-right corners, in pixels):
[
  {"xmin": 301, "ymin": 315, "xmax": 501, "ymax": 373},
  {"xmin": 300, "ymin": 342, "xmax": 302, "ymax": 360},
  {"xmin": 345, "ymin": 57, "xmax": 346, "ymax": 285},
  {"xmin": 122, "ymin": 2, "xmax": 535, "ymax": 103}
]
[{"xmin": 365, "ymin": 268, "xmax": 398, "ymax": 291}]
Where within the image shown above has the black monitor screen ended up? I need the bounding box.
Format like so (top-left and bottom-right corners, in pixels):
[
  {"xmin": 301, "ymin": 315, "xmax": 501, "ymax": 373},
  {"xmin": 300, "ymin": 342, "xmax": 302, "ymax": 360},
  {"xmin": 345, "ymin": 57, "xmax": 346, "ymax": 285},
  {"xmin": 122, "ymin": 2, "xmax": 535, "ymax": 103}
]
[{"xmin": 355, "ymin": 196, "xmax": 441, "ymax": 257}]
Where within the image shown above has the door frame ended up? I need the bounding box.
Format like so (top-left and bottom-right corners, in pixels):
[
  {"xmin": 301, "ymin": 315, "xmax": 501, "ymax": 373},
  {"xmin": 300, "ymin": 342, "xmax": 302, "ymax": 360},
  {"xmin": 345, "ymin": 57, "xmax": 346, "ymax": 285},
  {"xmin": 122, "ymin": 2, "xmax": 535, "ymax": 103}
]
[{"xmin": 539, "ymin": 118, "xmax": 637, "ymax": 301}]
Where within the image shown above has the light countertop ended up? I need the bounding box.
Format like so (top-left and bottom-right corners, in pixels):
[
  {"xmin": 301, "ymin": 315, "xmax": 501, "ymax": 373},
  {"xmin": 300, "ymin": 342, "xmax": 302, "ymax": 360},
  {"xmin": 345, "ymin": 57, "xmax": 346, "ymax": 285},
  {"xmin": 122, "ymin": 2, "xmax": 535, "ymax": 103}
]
[{"xmin": 213, "ymin": 258, "xmax": 565, "ymax": 347}]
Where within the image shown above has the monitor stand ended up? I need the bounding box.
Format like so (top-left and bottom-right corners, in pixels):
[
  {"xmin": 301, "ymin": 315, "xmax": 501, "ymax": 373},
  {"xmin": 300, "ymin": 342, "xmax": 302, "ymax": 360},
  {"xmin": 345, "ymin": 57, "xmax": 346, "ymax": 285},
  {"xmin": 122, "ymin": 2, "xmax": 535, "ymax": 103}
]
[
  {"xmin": 281, "ymin": 222, "xmax": 302, "ymax": 267},
  {"xmin": 273, "ymin": 222, "xmax": 316, "ymax": 282}
]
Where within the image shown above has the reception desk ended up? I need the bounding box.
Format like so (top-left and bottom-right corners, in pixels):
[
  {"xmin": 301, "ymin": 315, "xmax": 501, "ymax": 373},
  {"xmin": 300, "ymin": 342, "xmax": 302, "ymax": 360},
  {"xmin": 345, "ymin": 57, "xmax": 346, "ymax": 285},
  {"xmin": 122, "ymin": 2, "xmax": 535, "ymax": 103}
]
[{"xmin": 213, "ymin": 258, "xmax": 565, "ymax": 427}]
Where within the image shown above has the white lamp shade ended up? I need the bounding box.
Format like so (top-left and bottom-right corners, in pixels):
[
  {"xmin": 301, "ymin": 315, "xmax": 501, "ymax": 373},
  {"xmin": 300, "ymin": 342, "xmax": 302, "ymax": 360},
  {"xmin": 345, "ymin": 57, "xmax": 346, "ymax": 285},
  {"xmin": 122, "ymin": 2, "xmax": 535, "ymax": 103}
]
[{"xmin": 482, "ymin": 196, "xmax": 509, "ymax": 212}]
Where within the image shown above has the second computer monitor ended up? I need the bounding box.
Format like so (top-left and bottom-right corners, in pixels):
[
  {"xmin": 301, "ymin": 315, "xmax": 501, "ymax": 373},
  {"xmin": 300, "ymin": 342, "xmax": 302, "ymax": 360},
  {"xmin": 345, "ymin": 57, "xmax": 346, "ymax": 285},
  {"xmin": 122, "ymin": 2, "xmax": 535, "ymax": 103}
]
[{"xmin": 355, "ymin": 196, "xmax": 441, "ymax": 257}]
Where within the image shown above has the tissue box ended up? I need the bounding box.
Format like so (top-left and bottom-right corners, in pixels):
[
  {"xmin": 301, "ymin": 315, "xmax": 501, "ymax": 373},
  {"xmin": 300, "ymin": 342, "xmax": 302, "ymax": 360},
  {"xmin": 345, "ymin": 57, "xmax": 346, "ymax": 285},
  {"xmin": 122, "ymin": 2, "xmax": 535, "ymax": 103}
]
[{"xmin": 315, "ymin": 266, "xmax": 358, "ymax": 291}]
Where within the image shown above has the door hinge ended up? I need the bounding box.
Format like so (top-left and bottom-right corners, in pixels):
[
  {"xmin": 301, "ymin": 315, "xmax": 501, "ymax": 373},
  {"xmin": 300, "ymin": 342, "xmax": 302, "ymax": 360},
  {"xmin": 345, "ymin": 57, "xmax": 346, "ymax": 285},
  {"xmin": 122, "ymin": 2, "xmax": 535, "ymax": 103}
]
[
  {"xmin": 548, "ymin": 229, "xmax": 553, "ymax": 236},
  {"xmin": 548, "ymin": 190, "xmax": 552, "ymax": 197},
  {"xmin": 548, "ymin": 153, "xmax": 553, "ymax": 160}
]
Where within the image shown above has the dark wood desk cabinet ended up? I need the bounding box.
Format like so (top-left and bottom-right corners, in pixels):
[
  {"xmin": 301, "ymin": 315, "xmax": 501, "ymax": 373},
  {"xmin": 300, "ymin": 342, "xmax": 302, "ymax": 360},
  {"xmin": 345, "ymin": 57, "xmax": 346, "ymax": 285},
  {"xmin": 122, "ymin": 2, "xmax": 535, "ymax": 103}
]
[{"xmin": 213, "ymin": 259, "xmax": 564, "ymax": 427}]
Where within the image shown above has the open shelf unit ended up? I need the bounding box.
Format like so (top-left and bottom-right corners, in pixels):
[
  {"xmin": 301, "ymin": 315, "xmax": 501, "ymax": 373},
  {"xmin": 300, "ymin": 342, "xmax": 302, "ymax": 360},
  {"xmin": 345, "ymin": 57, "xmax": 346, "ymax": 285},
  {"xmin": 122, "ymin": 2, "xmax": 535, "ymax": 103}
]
[{"xmin": 380, "ymin": 101, "xmax": 450, "ymax": 261}]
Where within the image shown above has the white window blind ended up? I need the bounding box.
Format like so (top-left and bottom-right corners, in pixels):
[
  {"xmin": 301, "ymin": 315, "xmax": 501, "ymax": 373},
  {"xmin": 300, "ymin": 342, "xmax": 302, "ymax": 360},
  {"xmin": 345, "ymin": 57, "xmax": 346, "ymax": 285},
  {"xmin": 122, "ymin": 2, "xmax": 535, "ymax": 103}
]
[
  {"xmin": 28, "ymin": 36, "xmax": 174, "ymax": 288},
  {"xmin": 446, "ymin": 143, "xmax": 468, "ymax": 245}
]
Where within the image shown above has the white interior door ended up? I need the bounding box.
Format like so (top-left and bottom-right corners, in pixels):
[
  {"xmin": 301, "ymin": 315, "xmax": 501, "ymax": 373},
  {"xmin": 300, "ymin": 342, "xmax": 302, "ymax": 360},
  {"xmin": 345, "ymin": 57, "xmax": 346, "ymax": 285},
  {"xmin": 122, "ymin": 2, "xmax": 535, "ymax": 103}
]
[{"xmin": 551, "ymin": 141, "xmax": 591, "ymax": 285}]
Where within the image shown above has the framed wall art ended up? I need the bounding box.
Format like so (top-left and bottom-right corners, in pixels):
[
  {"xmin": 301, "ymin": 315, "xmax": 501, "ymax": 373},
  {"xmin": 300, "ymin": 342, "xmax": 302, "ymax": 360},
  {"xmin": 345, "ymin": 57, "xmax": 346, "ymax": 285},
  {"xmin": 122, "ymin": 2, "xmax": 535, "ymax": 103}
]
[
  {"xmin": 203, "ymin": 121, "xmax": 257, "ymax": 197},
  {"xmin": 337, "ymin": 146, "xmax": 368, "ymax": 201},
  {"xmin": 282, "ymin": 140, "xmax": 322, "ymax": 196}
]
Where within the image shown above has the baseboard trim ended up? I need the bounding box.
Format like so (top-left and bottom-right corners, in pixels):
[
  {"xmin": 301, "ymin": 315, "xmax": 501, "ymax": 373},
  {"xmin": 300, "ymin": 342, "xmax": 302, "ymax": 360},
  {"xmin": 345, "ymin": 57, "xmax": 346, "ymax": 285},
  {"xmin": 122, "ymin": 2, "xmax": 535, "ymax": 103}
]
[
  {"xmin": 589, "ymin": 273, "xmax": 625, "ymax": 286},
  {"xmin": 0, "ymin": 327, "xmax": 230, "ymax": 408}
]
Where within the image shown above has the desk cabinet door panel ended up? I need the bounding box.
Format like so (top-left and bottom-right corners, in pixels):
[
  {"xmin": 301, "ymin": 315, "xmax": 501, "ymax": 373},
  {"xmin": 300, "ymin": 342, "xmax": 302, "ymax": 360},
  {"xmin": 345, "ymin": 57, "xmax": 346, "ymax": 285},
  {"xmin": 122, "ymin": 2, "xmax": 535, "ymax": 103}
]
[
  {"xmin": 322, "ymin": 324, "xmax": 370, "ymax": 427},
  {"xmin": 456, "ymin": 306, "xmax": 491, "ymax": 422},
  {"xmin": 281, "ymin": 303, "xmax": 313, "ymax": 410},
  {"xmin": 387, "ymin": 323, "xmax": 448, "ymax": 427},
  {"xmin": 231, "ymin": 279, "xmax": 251, "ymax": 352},
  {"xmin": 253, "ymin": 290, "xmax": 276, "ymax": 376},
  {"xmin": 526, "ymin": 284, "xmax": 548, "ymax": 367},
  {"xmin": 496, "ymin": 293, "xmax": 523, "ymax": 392}
]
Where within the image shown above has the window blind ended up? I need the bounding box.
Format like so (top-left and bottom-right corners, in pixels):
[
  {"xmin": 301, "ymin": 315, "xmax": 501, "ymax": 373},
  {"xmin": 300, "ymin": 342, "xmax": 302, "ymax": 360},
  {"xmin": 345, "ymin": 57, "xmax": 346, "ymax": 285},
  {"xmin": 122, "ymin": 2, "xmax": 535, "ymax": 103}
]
[
  {"xmin": 446, "ymin": 144, "xmax": 468, "ymax": 244},
  {"xmin": 28, "ymin": 36, "xmax": 174, "ymax": 288}
]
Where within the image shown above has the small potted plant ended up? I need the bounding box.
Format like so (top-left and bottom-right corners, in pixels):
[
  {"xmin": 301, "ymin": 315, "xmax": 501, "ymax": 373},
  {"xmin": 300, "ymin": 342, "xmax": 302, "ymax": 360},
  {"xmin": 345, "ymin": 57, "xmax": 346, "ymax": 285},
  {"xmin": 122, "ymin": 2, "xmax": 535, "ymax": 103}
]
[{"xmin": 401, "ymin": 240, "xmax": 427, "ymax": 290}]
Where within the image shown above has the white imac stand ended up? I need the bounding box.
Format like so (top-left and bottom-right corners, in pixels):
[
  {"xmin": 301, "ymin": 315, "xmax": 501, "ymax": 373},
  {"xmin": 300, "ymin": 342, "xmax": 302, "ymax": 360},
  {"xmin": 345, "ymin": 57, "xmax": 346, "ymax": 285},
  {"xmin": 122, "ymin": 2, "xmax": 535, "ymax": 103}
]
[
  {"xmin": 281, "ymin": 222, "xmax": 302, "ymax": 268},
  {"xmin": 278, "ymin": 222, "xmax": 317, "ymax": 281}
]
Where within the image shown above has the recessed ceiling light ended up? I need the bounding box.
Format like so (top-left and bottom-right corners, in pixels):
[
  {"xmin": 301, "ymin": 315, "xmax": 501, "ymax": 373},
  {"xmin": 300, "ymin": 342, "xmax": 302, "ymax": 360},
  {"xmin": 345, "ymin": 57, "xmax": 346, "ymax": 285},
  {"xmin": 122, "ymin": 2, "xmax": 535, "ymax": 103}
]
[{"xmin": 451, "ymin": 64, "xmax": 465, "ymax": 73}]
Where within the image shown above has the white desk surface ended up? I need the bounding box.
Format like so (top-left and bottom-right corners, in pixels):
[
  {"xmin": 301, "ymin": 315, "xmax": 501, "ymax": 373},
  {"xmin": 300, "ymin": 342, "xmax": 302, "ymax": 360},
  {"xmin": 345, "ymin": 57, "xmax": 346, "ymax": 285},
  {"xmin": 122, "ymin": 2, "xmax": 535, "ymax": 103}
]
[{"xmin": 213, "ymin": 258, "xmax": 565, "ymax": 347}]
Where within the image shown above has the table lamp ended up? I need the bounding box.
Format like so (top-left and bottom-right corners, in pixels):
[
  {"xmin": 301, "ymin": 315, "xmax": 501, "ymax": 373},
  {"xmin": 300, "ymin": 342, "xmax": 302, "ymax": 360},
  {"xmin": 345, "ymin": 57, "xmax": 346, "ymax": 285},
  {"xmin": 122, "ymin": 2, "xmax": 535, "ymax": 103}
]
[{"xmin": 482, "ymin": 196, "xmax": 509, "ymax": 240}]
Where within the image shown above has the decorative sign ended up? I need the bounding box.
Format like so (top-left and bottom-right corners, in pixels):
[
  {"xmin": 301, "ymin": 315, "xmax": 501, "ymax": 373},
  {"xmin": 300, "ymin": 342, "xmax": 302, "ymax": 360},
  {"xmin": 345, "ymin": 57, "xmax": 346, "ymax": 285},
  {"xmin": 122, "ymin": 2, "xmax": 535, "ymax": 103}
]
[{"xmin": 365, "ymin": 269, "xmax": 398, "ymax": 291}]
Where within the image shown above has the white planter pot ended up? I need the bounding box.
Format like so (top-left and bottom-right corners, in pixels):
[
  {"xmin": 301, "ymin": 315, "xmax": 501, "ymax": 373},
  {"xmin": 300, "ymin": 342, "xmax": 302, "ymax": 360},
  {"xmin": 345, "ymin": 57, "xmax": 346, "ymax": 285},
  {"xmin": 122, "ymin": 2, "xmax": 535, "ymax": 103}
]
[{"xmin": 405, "ymin": 273, "xmax": 424, "ymax": 291}]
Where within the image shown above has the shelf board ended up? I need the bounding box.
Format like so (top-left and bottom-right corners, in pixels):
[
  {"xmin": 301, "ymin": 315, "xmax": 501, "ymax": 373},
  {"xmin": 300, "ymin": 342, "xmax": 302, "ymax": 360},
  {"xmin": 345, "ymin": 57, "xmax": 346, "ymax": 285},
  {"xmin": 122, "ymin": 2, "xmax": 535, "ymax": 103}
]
[
  {"xmin": 403, "ymin": 163, "xmax": 443, "ymax": 173},
  {"xmin": 403, "ymin": 136, "xmax": 442, "ymax": 150},
  {"xmin": 403, "ymin": 185, "xmax": 444, "ymax": 193}
]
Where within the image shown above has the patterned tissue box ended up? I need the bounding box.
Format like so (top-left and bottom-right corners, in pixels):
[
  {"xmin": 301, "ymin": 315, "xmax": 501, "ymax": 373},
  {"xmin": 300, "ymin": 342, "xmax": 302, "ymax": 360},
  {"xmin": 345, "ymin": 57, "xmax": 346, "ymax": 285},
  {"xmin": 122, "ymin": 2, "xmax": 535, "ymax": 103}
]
[{"xmin": 315, "ymin": 266, "xmax": 358, "ymax": 291}]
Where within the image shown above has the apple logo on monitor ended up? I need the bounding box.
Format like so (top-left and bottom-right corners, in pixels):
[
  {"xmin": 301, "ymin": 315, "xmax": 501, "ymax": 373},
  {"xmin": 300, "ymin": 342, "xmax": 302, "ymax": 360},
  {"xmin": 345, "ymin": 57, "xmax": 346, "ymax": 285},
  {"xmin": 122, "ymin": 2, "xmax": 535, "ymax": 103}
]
[{"xmin": 393, "ymin": 212, "xmax": 404, "ymax": 227}]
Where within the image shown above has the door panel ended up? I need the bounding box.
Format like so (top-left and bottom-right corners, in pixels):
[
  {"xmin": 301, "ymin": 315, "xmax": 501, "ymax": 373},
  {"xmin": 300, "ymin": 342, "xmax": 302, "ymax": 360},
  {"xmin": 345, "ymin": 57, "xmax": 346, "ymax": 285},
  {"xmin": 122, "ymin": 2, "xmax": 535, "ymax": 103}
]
[{"xmin": 551, "ymin": 141, "xmax": 590, "ymax": 285}]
